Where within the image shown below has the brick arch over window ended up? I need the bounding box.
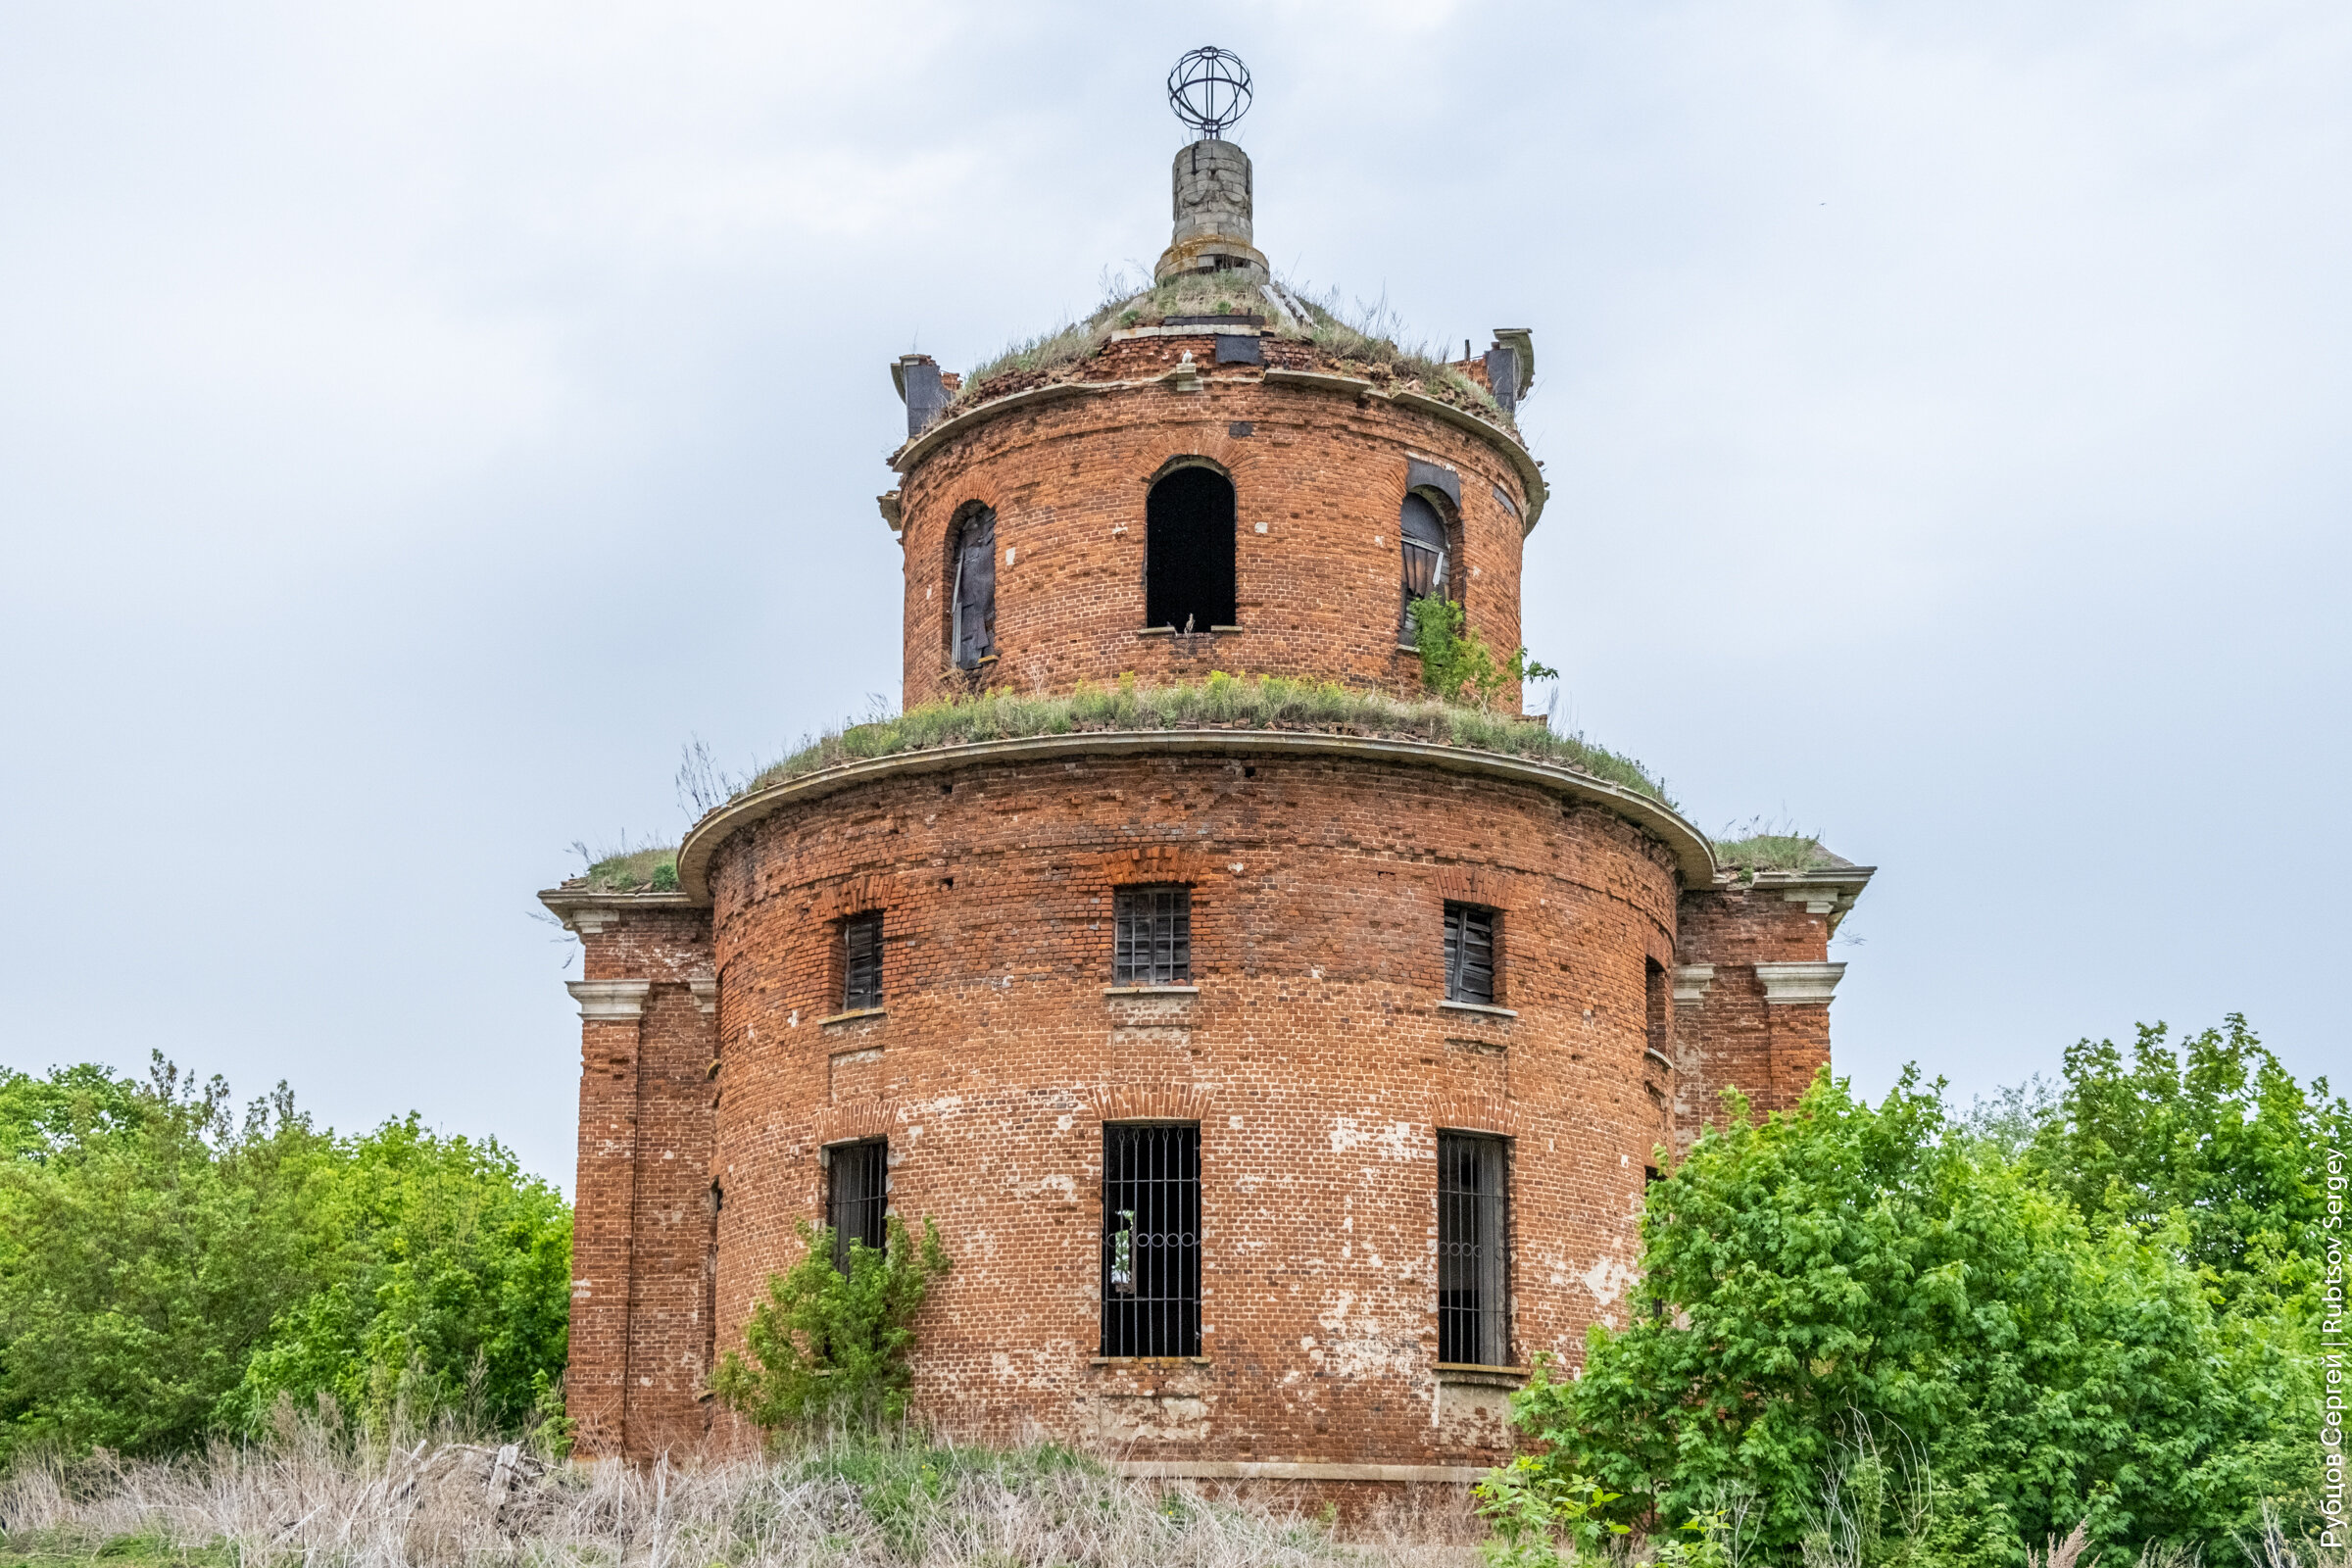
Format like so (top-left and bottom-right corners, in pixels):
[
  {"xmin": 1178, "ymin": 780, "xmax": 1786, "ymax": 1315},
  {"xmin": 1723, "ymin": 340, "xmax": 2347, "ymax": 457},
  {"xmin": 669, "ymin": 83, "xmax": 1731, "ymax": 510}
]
[
  {"xmin": 1144, "ymin": 462, "xmax": 1237, "ymax": 631},
  {"xmin": 947, "ymin": 502, "xmax": 997, "ymax": 669}
]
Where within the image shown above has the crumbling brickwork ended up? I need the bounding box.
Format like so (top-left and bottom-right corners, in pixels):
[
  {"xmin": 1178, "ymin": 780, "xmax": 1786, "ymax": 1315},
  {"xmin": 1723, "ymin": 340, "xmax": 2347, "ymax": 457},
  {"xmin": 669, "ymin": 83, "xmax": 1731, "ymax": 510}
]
[{"xmin": 895, "ymin": 345, "xmax": 1531, "ymax": 713}]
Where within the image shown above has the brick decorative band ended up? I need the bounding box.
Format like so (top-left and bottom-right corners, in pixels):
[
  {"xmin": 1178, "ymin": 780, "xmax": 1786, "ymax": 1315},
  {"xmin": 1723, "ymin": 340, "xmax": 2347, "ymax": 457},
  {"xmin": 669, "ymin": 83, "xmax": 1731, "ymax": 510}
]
[
  {"xmin": 1086, "ymin": 1083, "xmax": 1213, "ymax": 1124},
  {"xmin": 1111, "ymin": 1460, "xmax": 1485, "ymax": 1485}
]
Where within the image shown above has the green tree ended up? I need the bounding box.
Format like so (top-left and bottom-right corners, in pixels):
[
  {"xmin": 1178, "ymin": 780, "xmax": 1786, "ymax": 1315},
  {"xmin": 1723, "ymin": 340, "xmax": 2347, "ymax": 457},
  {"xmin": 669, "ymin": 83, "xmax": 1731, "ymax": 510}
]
[
  {"xmin": 1507, "ymin": 1070, "xmax": 2315, "ymax": 1567},
  {"xmin": 228, "ymin": 1114, "xmax": 571, "ymax": 1435},
  {"xmin": 711, "ymin": 1215, "xmax": 951, "ymax": 1436},
  {"xmin": 0, "ymin": 1058, "xmax": 334, "ymax": 1458}
]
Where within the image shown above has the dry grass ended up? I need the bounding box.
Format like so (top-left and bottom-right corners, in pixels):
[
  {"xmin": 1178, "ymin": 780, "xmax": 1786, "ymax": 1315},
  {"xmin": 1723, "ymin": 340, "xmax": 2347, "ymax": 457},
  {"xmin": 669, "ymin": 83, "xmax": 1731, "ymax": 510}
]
[
  {"xmin": 0, "ymin": 1430, "xmax": 1476, "ymax": 1568},
  {"xmin": 573, "ymin": 846, "xmax": 678, "ymax": 894},
  {"xmin": 735, "ymin": 676, "xmax": 1674, "ymax": 808}
]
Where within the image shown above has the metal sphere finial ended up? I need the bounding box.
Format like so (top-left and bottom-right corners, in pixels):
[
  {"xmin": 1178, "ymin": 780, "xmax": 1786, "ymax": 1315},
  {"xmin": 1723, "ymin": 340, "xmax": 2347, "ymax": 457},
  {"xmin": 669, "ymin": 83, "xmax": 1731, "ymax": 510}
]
[{"xmin": 1167, "ymin": 46, "xmax": 1252, "ymax": 139}]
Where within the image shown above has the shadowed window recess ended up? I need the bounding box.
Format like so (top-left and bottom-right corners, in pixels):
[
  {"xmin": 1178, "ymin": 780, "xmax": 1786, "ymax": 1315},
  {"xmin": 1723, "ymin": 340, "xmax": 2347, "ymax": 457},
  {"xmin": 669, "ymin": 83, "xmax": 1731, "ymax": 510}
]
[
  {"xmin": 841, "ymin": 911, "xmax": 882, "ymax": 1011},
  {"xmin": 827, "ymin": 1139, "xmax": 887, "ymax": 1273},
  {"xmin": 1445, "ymin": 902, "xmax": 1495, "ymax": 1004},
  {"xmin": 1114, "ymin": 885, "xmax": 1192, "ymax": 985},
  {"xmin": 1399, "ymin": 491, "xmax": 1451, "ymax": 637},
  {"xmin": 1102, "ymin": 1122, "xmax": 1201, "ymax": 1356},
  {"xmin": 1438, "ymin": 1132, "xmax": 1510, "ymax": 1364},
  {"xmin": 950, "ymin": 506, "xmax": 997, "ymax": 669},
  {"xmin": 1145, "ymin": 466, "xmax": 1237, "ymax": 631}
]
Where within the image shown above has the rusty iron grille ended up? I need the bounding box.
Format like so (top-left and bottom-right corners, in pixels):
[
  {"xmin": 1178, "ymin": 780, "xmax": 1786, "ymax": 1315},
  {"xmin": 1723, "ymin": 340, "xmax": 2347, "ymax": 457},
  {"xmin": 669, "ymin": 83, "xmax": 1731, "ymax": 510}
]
[
  {"xmin": 1114, "ymin": 885, "xmax": 1191, "ymax": 985},
  {"xmin": 1445, "ymin": 903, "xmax": 1495, "ymax": 1004},
  {"xmin": 1101, "ymin": 1122, "xmax": 1200, "ymax": 1356},
  {"xmin": 1438, "ymin": 1132, "xmax": 1509, "ymax": 1364},
  {"xmin": 842, "ymin": 911, "xmax": 882, "ymax": 1011},
  {"xmin": 828, "ymin": 1139, "xmax": 887, "ymax": 1273}
]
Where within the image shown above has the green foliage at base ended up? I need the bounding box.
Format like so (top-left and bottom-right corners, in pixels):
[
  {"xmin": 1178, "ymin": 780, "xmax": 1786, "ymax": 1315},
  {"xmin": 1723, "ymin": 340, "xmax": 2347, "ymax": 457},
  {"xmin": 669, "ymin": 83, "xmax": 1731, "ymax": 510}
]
[
  {"xmin": 1499, "ymin": 1041, "xmax": 2334, "ymax": 1568},
  {"xmin": 0, "ymin": 1057, "xmax": 569, "ymax": 1460},
  {"xmin": 1410, "ymin": 595, "xmax": 1558, "ymax": 710},
  {"xmin": 710, "ymin": 1215, "xmax": 953, "ymax": 1436}
]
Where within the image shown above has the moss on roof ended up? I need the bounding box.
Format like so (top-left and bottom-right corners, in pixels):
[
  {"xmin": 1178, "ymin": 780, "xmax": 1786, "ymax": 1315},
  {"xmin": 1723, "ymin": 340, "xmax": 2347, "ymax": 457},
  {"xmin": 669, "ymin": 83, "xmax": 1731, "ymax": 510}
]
[
  {"xmin": 942, "ymin": 275, "xmax": 1515, "ymax": 432},
  {"xmin": 733, "ymin": 675, "xmax": 1672, "ymax": 807}
]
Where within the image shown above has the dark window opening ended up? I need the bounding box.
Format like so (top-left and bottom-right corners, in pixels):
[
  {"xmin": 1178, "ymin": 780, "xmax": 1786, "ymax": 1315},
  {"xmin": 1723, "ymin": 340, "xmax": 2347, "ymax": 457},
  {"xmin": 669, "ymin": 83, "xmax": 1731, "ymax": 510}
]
[
  {"xmin": 1645, "ymin": 957, "xmax": 1669, "ymax": 1059},
  {"xmin": 951, "ymin": 507, "xmax": 998, "ymax": 669},
  {"xmin": 1445, "ymin": 903, "xmax": 1496, "ymax": 1004},
  {"xmin": 1102, "ymin": 1122, "xmax": 1201, "ymax": 1356},
  {"xmin": 827, "ymin": 1139, "xmax": 888, "ymax": 1273},
  {"xmin": 1438, "ymin": 1132, "xmax": 1510, "ymax": 1365},
  {"xmin": 1114, "ymin": 885, "xmax": 1192, "ymax": 985},
  {"xmin": 1145, "ymin": 466, "xmax": 1237, "ymax": 631},
  {"xmin": 842, "ymin": 911, "xmax": 882, "ymax": 1011},
  {"xmin": 1400, "ymin": 492, "xmax": 1451, "ymax": 637}
]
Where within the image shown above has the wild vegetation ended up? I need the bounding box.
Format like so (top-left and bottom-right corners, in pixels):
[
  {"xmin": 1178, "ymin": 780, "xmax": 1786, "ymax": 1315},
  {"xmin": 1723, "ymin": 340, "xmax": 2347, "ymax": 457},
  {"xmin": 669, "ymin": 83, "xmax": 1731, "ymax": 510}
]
[
  {"xmin": 1493, "ymin": 1016, "xmax": 2343, "ymax": 1567},
  {"xmin": 677, "ymin": 674, "xmax": 1671, "ymax": 812},
  {"xmin": 0, "ymin": 1058, "xmax": 570, "ymax": 1462}
]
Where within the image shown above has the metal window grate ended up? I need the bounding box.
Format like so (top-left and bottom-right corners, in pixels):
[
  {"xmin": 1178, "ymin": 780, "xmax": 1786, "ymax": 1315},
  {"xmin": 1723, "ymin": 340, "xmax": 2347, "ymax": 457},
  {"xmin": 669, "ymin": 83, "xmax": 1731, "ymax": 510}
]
[
  {"xmin": 828, "ymin": 1139, "xmax": 888, "ymax": 1273},
  {"xmin": 842, "ymin": 911, "xmax": 882, "ymax": 1011},
  {"xmin": 1445, "ymin": 903, "xmax": 1495, "ymax": 1004},
  {"xmin": 1114, "ymin": 885, "xmax": 1192, "ymax": 986},
  {"xmin": 1438, "ymin": 1132, "xmax": 1509, "ymax": 1364},
  {"xmin": 1101, "ymin": 1122, "xmax": 1200, "ymax": 1356}
]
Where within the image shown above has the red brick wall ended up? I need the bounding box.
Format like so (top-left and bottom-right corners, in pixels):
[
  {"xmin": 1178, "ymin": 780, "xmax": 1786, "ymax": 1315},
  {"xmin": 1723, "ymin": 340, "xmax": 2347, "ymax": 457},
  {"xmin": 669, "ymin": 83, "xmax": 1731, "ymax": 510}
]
[
  {"xmin": 703, "ymin": 749, "xmax": 1679, "ymax": 1467},
  {"xmin": 567, "ymin": 906, "xmax": 718, "ymax": 1459},
  {"xmin": 897, "ymin": 346, "xmax": 1533, "ymax": 711},
  {"xmin": 1671, "ymin": 887, "xmax": 1838, "ymax": 1144}
]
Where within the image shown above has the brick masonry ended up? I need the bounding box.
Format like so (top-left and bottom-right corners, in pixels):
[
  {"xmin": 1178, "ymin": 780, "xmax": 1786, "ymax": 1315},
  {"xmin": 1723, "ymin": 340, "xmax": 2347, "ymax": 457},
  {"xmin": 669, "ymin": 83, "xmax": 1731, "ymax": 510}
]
[{"xmin": 547, "ymin": 315, "xmax": 1865, "ymax": 1468}]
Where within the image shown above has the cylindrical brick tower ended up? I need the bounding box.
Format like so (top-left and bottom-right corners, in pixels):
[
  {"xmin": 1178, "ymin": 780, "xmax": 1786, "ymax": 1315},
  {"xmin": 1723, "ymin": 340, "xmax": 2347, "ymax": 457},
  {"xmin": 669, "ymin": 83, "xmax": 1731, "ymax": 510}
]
[{"xmin": 542, "ymin": 72, "xmax": 1874, "ymax": 1491}]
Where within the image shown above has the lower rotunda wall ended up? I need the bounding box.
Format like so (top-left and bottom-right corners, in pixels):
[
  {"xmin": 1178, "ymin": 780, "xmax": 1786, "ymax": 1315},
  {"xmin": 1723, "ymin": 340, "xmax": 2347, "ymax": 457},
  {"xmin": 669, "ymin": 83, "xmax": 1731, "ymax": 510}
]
[{"xmin": 702, "ymin": 746, "xmax": 1681, "ymax": 1464}]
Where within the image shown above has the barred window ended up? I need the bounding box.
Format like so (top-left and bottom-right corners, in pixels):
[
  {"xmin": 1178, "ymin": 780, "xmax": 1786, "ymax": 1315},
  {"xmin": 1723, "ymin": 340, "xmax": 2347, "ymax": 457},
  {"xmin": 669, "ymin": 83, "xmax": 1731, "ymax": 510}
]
[
  {"xmin": 842, "ymin": 911, "xmax": 882, "ymax": 1011},
  {"xmin": 1444, "ymin": 903, "xmax": 1495, "ymax": 1004},
  {"xmin": 1102, "ymin": 1122, "xmax": 1200, "ymax": 1356},
  {"xmin": 1114, "ymin": 885, "xmax": 1192, "ymax": 985},
  {"xmin": 1438, "ymin": 1132, "xmax": 1509, "ymax": 1365},
  {"xmin": 827, "ymin": 1139, "xmax": 887, "ymax": 1274}
]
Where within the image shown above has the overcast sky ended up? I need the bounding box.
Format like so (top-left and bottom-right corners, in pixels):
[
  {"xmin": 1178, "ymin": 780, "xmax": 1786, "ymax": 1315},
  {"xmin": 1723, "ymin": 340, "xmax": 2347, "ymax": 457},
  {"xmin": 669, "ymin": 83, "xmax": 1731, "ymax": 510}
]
[{"xmin": 4, "ymin": 2, "xmax": 2345, "ymax": 1189}]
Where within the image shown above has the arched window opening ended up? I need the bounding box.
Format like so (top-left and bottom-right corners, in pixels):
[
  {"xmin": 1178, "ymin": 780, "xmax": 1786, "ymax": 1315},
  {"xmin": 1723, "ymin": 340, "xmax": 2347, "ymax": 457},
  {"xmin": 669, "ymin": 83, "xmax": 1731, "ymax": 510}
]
[
  {"xmin": 1399, "ymin": 491, "xmax": 1451, "ymax": 636},
  {"xmin": 950, "ymin": 507, "xmax": 997, "ymax": 669},
  {"xmin": 1145, "ymin": 466, "xmax": 1237, "ymax": 631}
]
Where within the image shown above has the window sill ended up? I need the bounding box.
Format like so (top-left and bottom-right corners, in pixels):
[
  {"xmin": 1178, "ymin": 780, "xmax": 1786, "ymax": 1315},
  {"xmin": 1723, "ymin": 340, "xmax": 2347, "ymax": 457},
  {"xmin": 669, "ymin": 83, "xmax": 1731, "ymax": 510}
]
[
  {"xmin": 1396, "ymin": 643, "xmax": 1422, "ymax": 655},
  {"xmin": 1104, "ymin": 985, "xmax": 1199, "ymax": 998},
  {"xmin": 1644, "ymin": 1047, "xmax": 1675, "ymax": 1073},
  {"xmin": 1135, "ymin": 626, "xmax": 1243, "ymax": 636},
  {"xmin": 816, "ymin": 1007, "xmax": 886, "ymax": 1028},
  {"xmin": 1435, "ymin": 1363, "xmax": 1530, "ymax": 1388},
  {"xmin": 1439, "ymin": 1000, "xmax": 1517, "ymax": 1019},
  {"xmin": 1088, "ymin": 1355, "xmax": 1212, "ymax": 1367}
]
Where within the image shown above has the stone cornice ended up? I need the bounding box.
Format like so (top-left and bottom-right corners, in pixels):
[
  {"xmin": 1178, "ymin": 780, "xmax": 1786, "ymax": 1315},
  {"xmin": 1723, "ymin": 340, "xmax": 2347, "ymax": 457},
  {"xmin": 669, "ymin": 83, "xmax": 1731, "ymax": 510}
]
[
  {"xmin": 1113, "ymin": 1460, "xmax": 1488, "ymax": 1485},
  {"xmin": 1754, "ymin": 961, "xmax": 1847, "ymax": 1005},
  {"xmin": 886, "ymin": 367, "xmax": 1548, "ymax": 533},
  {"xmin": 1672, "ymin": 964, "xmax": 1716, "ymax": 1006},
  {"xmin": 538, "ymin": 888, "xmax": 700, "ymax": 937},
  {"xmin": 676, "ymin": 730, "xmax": 1716, "ymax": 904},
  {"xmin": 565, "ymin": 979, "xmax": 653, "ymax": 1021}
]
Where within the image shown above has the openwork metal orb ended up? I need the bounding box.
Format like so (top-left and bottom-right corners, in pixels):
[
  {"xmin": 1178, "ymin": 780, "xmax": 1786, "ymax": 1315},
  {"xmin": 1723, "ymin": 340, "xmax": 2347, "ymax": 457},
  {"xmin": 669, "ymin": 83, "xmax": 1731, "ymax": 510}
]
[{"xmin": 1167, "ymin": 46, "xmax": 1252, "ymax": 139}]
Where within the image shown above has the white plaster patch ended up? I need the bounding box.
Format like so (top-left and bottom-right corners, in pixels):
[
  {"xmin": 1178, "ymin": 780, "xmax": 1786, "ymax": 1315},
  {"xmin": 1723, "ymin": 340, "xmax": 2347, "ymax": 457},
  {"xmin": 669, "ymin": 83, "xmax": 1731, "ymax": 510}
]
[
  {"xmin": 1329, "ymin": 1117, "xmax": 1418, "ymax": 1160},
  {"xmin": 1580, "ymin": 1254, "xmax": 1637, "ymax": 1307}
]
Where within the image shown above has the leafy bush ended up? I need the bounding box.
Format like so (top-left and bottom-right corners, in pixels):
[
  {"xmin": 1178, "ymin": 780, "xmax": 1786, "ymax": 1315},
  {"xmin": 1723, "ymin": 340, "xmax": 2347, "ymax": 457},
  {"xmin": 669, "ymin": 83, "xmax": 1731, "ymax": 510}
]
[
  {"xmin": 711, "ymin": 1215, "xmax": 953, "ymax": 1436},
  {"xmin": 1504, "ymin": 1061, "xmax": 2326, "ymax": 1567},
  {"xmin": 1409, "ymin": 595, "xmax": 1557, "ymax": 710},
  {"xmin": 0, "ymin": 1057, "xmax": 569, "ymax": 1459}
]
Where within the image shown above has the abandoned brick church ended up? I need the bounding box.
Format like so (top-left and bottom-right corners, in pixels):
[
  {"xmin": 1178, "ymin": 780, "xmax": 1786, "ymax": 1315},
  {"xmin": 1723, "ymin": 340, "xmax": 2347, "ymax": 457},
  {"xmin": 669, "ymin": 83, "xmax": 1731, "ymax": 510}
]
[{"xmin": 540, "ymin": 55, "xmax": 1872, "ymax": 1489}]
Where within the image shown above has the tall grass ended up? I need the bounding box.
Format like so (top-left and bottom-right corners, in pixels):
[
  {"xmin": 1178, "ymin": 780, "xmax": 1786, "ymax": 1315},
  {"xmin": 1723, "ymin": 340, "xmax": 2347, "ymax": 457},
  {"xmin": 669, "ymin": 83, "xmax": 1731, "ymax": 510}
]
[
  {"xmin": 734, "ymin": 675, "xmax": 1673, "ymax": 808},
  {"xmin": 0, "ymin": 1427, "xmax": 1473, "ymax": 1568}
]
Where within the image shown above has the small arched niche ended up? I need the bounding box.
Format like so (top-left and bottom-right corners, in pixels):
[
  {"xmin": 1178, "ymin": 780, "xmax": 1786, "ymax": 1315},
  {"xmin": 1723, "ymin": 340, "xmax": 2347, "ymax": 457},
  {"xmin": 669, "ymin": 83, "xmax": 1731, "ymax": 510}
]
[
  {"xmin": 947, "ymin": 504, "xmax": 997, "ymax": 668},
  {"xmin": 1145, "ymin": 465, "xmax": 1237, "ymax": 631}
]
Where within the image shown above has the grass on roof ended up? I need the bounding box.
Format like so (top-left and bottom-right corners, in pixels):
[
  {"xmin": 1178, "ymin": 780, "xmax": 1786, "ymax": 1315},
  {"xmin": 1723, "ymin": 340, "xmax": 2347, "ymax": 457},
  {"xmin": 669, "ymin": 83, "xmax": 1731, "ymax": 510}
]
[
  {"xmin": 945, "ymin": 273, "xmax": 1512, "ymax": 427},
  {"xmin": 579, "ymin": 846, "xmax": 678, "ymax": 893},
  {"xmin": 1713, "ymin": 833, "xmax": 1839, "ymax": 877},
  {"xmin": 733, "ymin": 674, "xmax": 1672, "ymax": 808}
]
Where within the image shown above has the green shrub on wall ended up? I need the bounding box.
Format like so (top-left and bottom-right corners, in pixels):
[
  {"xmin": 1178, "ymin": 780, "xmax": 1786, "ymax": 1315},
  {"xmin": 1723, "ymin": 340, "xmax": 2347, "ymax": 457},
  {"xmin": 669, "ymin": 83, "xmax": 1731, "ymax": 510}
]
[{"xmin": 710, "ymin": 1215, "xmax": 953, "ymax": 1436}]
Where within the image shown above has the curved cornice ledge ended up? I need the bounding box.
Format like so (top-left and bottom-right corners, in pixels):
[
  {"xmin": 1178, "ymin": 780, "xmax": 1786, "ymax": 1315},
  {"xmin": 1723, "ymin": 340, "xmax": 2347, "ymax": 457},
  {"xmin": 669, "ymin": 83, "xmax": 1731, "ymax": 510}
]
[{"xmin": 676, "ymin": 729, "xmax": 1715, "ymax": 904}]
